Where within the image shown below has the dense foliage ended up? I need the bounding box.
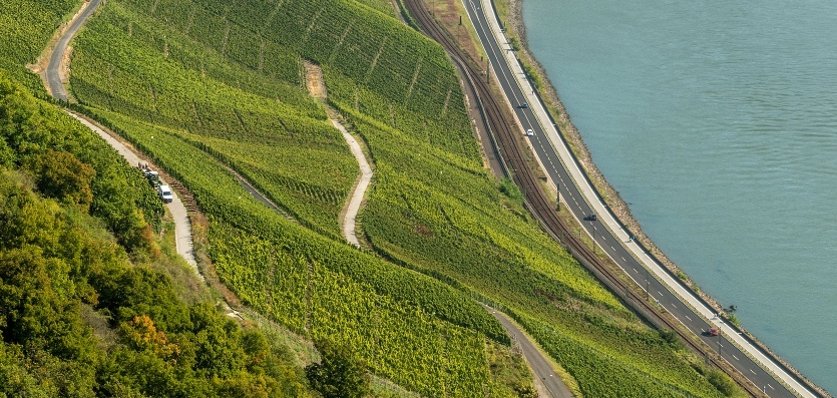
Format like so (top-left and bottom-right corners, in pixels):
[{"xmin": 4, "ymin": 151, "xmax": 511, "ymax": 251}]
[
  {"xmin": 0, "ymin": 76, "xmax": 313, "ymax": 397},
  {"xmin": 305, "ymin": 341, "xmax": 371, "ymax": 398}
]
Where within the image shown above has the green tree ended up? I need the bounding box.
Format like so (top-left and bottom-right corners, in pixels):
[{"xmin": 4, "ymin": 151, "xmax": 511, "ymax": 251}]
[
  {"xmin": 305, "ymin": 341, "xmax": 370, "ymax": 398},
  {"xmin": 25, "ymin": 150, "xmax": 95, "ymax": 211}
]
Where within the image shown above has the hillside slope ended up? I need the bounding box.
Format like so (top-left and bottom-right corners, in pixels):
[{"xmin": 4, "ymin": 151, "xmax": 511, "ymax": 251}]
[{"xmin": 2, "ymin": 0, "xmax": 743, "ymax": 395}]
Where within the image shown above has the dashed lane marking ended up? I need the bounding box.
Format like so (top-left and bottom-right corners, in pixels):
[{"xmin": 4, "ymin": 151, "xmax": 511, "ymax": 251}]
[
  {"xmin": 732, "ymin": 354, "xmax": 739, "ymax": 361},
  {"xmin": 685, "ymin": 315, "xmax": 692, "ymax": 321},
  {"xmin": 749, "ymin": 368, "xmax": 757, "ymax": 375}
]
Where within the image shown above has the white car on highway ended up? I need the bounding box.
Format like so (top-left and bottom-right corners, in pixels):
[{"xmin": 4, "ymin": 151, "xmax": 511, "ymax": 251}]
[{"xmin": 525, "ymin": 128, "xmax": 534, "ymax": 136}]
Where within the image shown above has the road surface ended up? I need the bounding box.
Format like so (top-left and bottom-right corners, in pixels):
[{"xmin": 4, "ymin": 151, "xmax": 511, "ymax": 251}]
[
  {"xmin": 487, "ymin": 308, "xmax": 575, "ymax": 398},
  {"xmin": 44, "ymin": 0, "xmax": 198, "ymax": 271},
  {"xmin": 46, "ymin": 0, "xmax": 101, "ymax": 101},
  {"xmin": 462, "ymin": 0, "xmax": 820, "ymax": 396}
]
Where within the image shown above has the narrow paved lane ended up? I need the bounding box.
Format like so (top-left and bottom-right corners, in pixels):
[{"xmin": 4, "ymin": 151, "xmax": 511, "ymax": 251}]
[
  {"xmin": 68, "ymin": 113, "xmax": 199, "ymax": 270},
  {"xmin": 46, "ymin": 0, "xmax": 101, "ymax": 101},
  {"xmin": 463, "ymin": 0, "xmax": 819, "ymax": 396},
  {"xmin": 486, "ymin": 307, "xmax": 574, "ymax": 398},
  {"xmin": 42, "ymin": 0, "xmax": 198, "ymax": 269}
]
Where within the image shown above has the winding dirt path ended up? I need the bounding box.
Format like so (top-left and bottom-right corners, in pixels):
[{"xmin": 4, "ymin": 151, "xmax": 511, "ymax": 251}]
[
  {"xmin": 304, "ymin": 62, "xmax": 372, "ymax": 247},
  {"xmin": 333, "ymin": 118, "xmax": 373, "ymax": 247},
  {"xmin": 43, "ymin": 0, "xmax": 101, "ymax": 101}
]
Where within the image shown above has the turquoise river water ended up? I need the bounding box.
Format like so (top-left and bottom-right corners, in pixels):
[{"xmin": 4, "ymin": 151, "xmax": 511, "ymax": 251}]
[{"xmin": 522, "ymin": 0, "xmax": 837, "ymax": 390}]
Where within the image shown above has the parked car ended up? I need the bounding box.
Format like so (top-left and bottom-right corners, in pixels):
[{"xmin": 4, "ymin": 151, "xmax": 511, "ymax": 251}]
[{"xmin": 158, "ymin": 184, "xmax": 174, "ymax": 203}]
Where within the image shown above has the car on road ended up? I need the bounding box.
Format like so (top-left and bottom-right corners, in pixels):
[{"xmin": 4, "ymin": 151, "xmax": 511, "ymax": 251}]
[
  {"xmin": 704, "ymin": 327, "xmax": 720, "ymax": 337},
  {"xmin": 525, "ymin": 128, "xmax": 534, "ymax": 136},
  {"xmin": 583, "ymin": 214, "xmax": 597, "ymax": 222},
  {"xmin": 158, "ymin": 184, "xmax": 174, "ymax": 203},
  {"xmin": 518, "ymin": 102, "xmax": 528, "ymax": 109}
]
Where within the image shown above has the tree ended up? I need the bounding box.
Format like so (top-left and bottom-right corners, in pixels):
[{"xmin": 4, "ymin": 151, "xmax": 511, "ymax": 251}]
[
  {"xmin": 25, "ymin": 150, "xmax": 95, "ymax": 212},
  {"xmin": 305, "ymin": 341, "xmax": 370, "ymax": 398}
]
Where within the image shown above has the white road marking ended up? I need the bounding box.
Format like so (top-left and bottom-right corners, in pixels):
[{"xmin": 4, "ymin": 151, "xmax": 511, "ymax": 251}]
[
  {"xmin": 657, "ymin": 291, "xmax": 663, "ymax": 297},
  {"xmin": 632, "ymin": 267, "xmax": 638, "ymax": 273},
  {"xmin": 610, "ymin": 245, "xmax": 615, "ymax": 251},
  {"xmin": 732, "ymin": 354, "xmax": 739, "ymax": 361},
  {"xmin": 685, "ymin": 315, "xmax": 692, "ymax": 321},
  {"xmin": 749, "ymin": 368, "xmax": 757, "ymax": 375},
  {"xmin": 768, "ymin": 384, "xmax": 775, "ymax": 390},
  {"xmin": 621, "ymin": 256, "xmax": 627, "ymax": 262}
]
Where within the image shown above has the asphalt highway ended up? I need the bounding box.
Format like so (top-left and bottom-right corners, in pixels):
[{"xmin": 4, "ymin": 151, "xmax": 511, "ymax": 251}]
[
  {"xmin": 462, "ymin": 0, "xmax": 814, "ymax": 396},
  {"xmin": 46, "ymin": 0, "xmax": 101, "ymax": 101}
]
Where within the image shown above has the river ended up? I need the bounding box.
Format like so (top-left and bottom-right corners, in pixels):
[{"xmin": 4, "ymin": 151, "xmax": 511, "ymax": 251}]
[{"xmin": 522, "ymin": 0, "xmax": 837, "ymax": 390}]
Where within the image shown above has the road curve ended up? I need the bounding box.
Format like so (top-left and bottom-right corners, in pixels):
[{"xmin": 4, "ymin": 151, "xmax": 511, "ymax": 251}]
[
  {"xmin": 42, "ymin": 0, "xmax": 199, "ymax": 269},
  {"xmin": 46, "ymin": 0, "xmax": 101, "ymax": 101},
  {"xmin": 463, "ymin": 0, "xmax": 822, "ymax": 396}
]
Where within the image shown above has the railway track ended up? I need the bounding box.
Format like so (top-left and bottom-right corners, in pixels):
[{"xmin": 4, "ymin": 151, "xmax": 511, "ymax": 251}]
[{"xmin": 400, "ymin": 0, "xmax": 766, "ymax": 395}]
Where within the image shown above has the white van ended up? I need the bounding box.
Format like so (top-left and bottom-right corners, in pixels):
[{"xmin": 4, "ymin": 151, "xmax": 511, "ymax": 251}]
[{"xmin": 158, "ymin": 184, "xmax": 174, "ymax": 203}]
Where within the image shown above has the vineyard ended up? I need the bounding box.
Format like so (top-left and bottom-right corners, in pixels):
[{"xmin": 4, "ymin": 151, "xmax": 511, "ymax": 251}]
[
  {"xmin": 79, "ymin": 108, "xmax": 516, "ymax": 396},
  {"xmin": 70, "ymin": 1, "xmax": 357, "ymax": 235},
  {"xmin": 0, "ymin": 0, "xmax": 79, "ymax": 93},
  {"xmin": 58, "ymin": 0, "xmax": 744, "ymax": 394}
]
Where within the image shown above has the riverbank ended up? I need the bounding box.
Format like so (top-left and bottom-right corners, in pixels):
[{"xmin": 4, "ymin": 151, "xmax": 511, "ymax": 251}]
[{"xmin": 491, "ymin": 0, "xmax": 830, "ymax": 395}]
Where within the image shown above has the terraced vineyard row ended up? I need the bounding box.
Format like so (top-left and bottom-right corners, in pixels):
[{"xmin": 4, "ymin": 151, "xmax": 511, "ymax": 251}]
[
  {"xmin": 71, "ymin": 1, "xmax": 357, "ymax": 235},
  {"xmin": 120, "ymin": 0, "xmax": 479, "ymax": 160}
]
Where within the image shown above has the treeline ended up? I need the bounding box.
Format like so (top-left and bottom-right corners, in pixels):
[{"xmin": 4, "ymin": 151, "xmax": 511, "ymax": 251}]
[{"xmin": 0, "ymin": 75, "xmax": 324, "ymax": 397}]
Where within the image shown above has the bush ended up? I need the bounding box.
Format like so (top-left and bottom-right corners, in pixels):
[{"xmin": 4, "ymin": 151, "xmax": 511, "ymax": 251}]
[{"xmin": 305, "ymin": 341, "xmax": 371, "ymax": 398}]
